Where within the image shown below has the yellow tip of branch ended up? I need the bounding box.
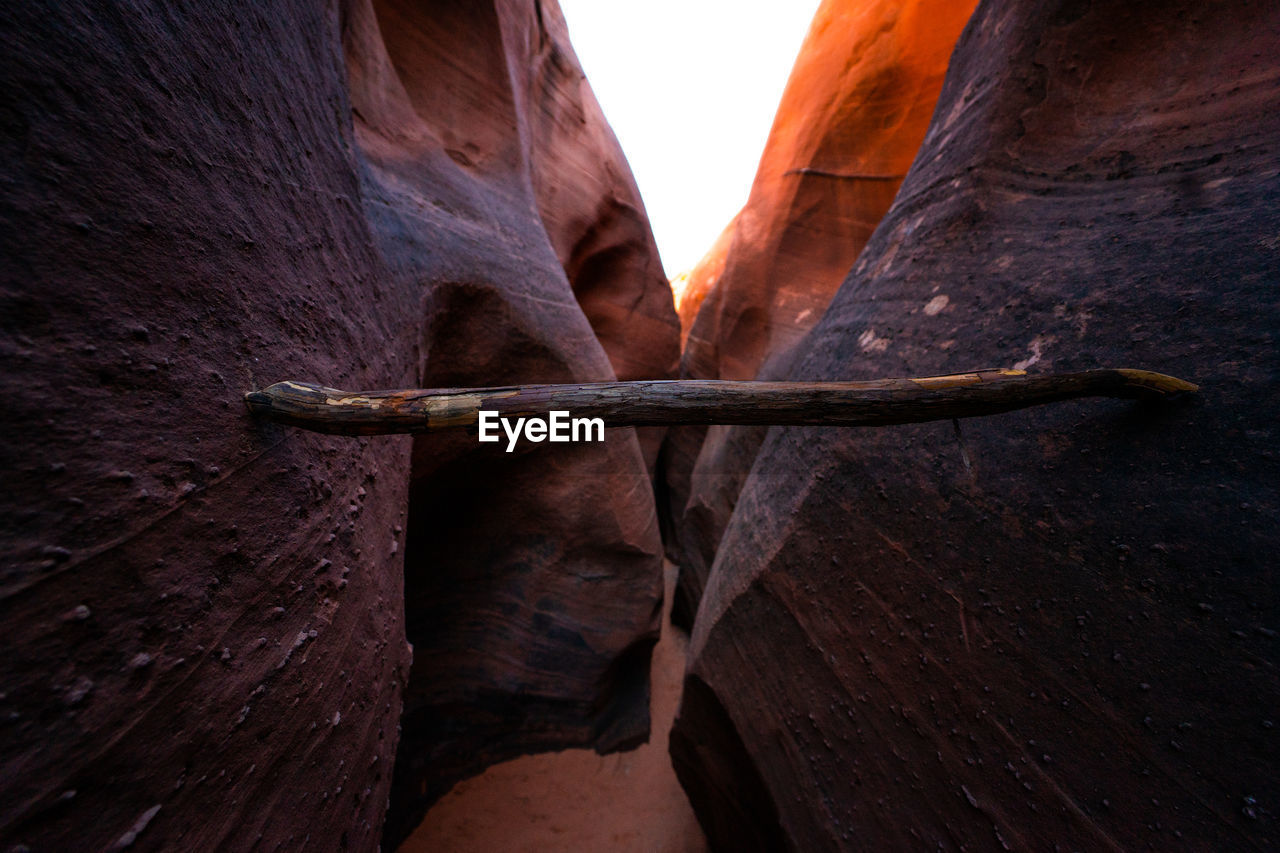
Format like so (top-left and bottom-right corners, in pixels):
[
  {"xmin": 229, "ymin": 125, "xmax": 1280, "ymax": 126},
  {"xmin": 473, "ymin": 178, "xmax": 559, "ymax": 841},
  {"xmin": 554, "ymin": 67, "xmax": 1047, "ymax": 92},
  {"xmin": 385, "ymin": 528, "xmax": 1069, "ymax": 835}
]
[{"xmin": 1115, "ymin": 369, "xmax": 1199, "ymax": 394}]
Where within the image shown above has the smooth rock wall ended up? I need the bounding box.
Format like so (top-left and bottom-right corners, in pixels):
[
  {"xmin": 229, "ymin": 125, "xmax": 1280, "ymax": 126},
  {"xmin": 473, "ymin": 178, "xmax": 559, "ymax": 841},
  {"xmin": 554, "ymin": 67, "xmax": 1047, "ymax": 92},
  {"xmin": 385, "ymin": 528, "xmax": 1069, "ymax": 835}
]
[{"xmin": 670, "ymin": 1, "xmax": 1280, "ymax": 849}]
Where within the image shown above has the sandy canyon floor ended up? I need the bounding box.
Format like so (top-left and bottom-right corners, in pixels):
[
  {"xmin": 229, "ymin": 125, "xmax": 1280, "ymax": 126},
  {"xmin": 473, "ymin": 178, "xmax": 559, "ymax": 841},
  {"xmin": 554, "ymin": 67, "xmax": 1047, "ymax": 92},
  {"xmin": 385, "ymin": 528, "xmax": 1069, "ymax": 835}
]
[{"xmin": 400, "ymin": 561, "xmax": 707, "ymax": 852}]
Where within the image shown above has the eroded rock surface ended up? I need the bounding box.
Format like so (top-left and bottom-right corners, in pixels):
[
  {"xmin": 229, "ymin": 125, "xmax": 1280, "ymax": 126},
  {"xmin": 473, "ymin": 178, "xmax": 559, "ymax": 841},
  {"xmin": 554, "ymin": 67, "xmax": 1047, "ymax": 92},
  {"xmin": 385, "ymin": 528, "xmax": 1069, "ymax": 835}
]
[
  {"xmin": 0, "ymin": 0, "xmax": 676, "ymax": 849},
  {"xmin": 1, "ymin": 3, "xmax": 415, "ymax": 848},
  {"xmin": 671, "ymin": 1, "xmax": 1280, "ymax": 849},
  {"xmin": 662, "ymin": 0, "xmax": 977, "ymax": 627},
  {"xmin": 349, "ymin": 1, "xmax": 676, "ymax": 843}
]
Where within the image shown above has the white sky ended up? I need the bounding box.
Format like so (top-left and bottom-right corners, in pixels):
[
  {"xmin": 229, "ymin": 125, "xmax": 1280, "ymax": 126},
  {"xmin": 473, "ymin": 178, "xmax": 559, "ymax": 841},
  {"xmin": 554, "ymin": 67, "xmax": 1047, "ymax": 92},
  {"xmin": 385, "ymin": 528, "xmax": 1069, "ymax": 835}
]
[{"xmin": 557, "ymin": 0, "xmax": 823, "ymax": 278}]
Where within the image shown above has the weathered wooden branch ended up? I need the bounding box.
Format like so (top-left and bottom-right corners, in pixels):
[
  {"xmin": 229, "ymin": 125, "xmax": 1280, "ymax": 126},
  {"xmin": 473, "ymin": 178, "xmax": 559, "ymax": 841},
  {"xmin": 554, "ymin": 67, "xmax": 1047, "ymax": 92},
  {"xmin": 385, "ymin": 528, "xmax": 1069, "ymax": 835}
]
[{"xmin": 243, "ymin": 368, "xmax": 1196, "ymax": 436}]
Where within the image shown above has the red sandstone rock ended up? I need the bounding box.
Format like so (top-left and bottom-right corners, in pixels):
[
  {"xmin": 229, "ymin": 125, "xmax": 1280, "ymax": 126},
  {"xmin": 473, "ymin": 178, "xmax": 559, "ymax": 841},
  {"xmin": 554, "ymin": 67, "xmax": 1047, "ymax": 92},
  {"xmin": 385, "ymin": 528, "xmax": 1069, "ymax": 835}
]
[
  {"xmin": 526, "ymin": 7, "xmax": 678, "ymax": 386},
  {"xmin": 0, "ymin": 0, "xmax": 677, "ymax": 849},
  {"xmin": 680, "ymin": 0, "xmax": 977, "ymax": 382},
  {"xmin": 662, "ymin": 0, "xmax": 977, "ymax": 627},
  {"xmin": 672, "ymin": 217, "xmax": 735, "ymax": 343},
  {"xmin": 670, "ymin": 1, "xmax": 1280, "ymax": 849}
]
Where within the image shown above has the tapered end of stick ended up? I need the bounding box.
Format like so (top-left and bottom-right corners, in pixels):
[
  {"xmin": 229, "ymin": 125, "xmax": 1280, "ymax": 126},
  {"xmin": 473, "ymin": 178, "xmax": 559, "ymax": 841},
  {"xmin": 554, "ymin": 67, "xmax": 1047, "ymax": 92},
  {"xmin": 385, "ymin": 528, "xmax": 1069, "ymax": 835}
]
[
  {"xmin": 1114, "ymin": 369, "xmax": 1199, "ymax": 396},
  {"xmin": 244, "ymin": 389, "xmax": 274, "ymax": 413},
  {"xmin": 245, "ymin": 381, "xmax": 336, "ymax": 419}
]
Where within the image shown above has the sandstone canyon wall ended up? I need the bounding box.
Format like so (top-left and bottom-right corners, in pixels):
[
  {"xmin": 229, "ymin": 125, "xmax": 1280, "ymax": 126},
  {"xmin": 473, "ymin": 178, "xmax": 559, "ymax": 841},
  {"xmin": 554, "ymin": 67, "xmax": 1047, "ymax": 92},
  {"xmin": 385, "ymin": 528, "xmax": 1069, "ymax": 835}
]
[
  {"xmin": 662, "ymin": 0, "xmax": 978, "ymax": 627},
  {"xmin": 669, "ymin": 0, "xmax": 1280, "ymax": 849},
  {"xmin": 0, "ymin": 1, "xmax": 677, "ymax": 850}
]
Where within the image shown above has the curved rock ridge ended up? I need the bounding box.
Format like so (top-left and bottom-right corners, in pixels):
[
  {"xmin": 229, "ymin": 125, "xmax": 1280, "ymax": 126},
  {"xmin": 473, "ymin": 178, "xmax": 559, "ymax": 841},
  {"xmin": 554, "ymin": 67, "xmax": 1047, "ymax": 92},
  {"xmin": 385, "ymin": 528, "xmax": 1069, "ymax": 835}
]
[
  {"xmin": 526, "ymin": 3, "xmax": 679, "ymax": 386},
  {"xmin": 347, "ymin": 2, "xmax": 676, "ymax": 842},
  {"xmin": 524, "ymin": 0, "xmax": 679, "ymax": 469},
  {"xmin": 670, "ymin": 0, "xmax": 1280, "ymax": 849},
  {"xmin": 0, "ymin": 0, "xmax": 677, "ymax": 849},
  {"xmin": 661, "ymin": 0, "xmax": 978, "ymax": 627}
]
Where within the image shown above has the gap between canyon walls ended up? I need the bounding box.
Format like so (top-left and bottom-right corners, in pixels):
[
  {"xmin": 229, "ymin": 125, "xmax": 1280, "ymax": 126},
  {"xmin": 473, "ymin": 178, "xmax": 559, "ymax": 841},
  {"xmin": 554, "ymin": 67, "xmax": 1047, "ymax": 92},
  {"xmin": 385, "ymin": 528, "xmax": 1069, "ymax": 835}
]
[
  {"xmin": 391, "ymin": 0, "xmax": 980, "ymax": 848},
  {"xmin": 8, "ymin": 0, "xmax": 1273, "ymax": 850},
  {"xmin": 351, "ymin": 0, "xmax": 1280, "ymax": 848}
]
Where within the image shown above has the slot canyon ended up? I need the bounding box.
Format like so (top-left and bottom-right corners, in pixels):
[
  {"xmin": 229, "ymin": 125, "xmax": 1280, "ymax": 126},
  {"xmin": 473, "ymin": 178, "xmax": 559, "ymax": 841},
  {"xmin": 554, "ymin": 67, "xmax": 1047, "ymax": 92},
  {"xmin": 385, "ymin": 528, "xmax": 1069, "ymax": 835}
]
[{"xmin": 1, "ymin": 1, "xmax": 1277, "ymax": 851}]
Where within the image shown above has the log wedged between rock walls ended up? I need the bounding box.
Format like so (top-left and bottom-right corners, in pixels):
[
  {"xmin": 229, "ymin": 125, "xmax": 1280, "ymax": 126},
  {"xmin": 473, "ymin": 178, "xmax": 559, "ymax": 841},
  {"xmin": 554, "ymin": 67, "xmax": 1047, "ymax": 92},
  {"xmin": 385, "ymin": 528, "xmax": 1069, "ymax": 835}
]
[
  {"xmin": 660, "ymin": 0, "xmax": 980, "ymax": 629},
  {"xmin": 0, "ymin": 0, "xmax": 678, "ymax": 849},
  {"xmin": 669, "ymin": 0, "xmax": 1280, "ymax": 849}
]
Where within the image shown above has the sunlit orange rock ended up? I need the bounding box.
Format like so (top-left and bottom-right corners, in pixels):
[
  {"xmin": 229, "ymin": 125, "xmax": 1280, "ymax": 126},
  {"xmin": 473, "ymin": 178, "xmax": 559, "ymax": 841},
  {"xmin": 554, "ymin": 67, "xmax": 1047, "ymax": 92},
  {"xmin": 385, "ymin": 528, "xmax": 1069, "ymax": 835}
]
[
  {"xmin": 663, "ymin": 0, "xmax": 978, "ymax": 625},
  {"xmin": 682, "ymin": 0, "xmax": 978, "ymax": 382},
  {"xmin": 672, "ymin": 217, "xmax": 735, "ymax": 343}
]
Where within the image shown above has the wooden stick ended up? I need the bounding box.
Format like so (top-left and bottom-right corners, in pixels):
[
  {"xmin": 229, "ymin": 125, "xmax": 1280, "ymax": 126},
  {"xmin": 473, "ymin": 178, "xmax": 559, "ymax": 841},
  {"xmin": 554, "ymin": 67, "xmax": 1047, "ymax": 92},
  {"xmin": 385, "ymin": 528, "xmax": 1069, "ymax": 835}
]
[{"xmin": 243, "ymin": 368, "xmax": 1196, "ymax": 436}]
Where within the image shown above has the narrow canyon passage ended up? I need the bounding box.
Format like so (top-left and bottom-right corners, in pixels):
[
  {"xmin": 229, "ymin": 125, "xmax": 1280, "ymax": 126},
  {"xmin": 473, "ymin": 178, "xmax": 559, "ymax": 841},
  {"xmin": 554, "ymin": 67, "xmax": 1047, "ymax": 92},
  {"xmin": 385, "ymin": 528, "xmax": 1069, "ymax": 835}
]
[
  {"xmin": 400, "ymin": 562, "xmax": 706, "ymax": 852},
  {"xmin": 1, "ymin": 0, "xmax": 1277, "ymax": 851}
]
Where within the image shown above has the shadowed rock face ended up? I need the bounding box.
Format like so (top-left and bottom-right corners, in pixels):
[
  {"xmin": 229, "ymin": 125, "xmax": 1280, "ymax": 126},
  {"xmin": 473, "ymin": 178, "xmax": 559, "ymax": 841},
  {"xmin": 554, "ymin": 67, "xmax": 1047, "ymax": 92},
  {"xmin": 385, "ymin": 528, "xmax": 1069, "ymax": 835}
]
[
  {"xmin": 349, "ymin": 1, "xmax": 675, "ymax": 842},
  {"xmin": 661, "ymin": 0, "xmax": 977, "ymax": 628},
  {"xmin": 0, "ymin": 0, "xmax": 676, "ymax": 849},
  {"xmin": 0, "ymin": 4, "xmax": 416, "ymax": 850},
  {"xmin": 670, "ymin": 1, "xmax": 1280, "ymax": 850}
]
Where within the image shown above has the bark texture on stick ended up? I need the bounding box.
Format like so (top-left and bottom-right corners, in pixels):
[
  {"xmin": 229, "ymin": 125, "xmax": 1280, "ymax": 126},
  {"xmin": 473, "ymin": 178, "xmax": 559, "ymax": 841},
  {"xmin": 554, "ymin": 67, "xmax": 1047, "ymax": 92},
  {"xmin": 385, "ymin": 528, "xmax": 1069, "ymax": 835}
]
[{"xmin": 246, "ymin": 369, "xmax": 1196, "ymax": 435}]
